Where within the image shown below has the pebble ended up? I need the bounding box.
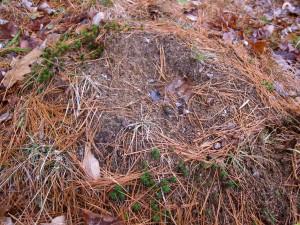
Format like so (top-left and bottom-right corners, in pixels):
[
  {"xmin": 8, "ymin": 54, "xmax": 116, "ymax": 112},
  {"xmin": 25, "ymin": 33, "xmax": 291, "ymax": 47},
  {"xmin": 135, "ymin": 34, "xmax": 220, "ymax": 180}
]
[
  {"xmin": 207, "ymin": 73, "xmax": 214, "ymax": 79},
  {"xmin": 252, "ymin": 169, "xmax": 260, "ymax": 179},
  {"xmin": 214, "ymin": 142, "xmax": 221, "ymax": 150}
]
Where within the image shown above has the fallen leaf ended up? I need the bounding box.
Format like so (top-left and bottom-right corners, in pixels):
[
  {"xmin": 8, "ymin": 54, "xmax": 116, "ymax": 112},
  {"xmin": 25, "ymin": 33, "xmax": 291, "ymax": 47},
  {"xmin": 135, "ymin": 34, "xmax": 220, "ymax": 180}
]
[
  {"xmin": 19, "ymin": 35, "xmax": 43, "ymax": 50},
  {"xmin": 38, "ymin": 2, "xmax": 56, "ymax": 15},
  {"xmin": 1, "ymin": 42, "xmax": 46, "ymax": 89},
  {"xmin": 41, "ymin": 215, "xmax": 65, "ymax": 225},
  {"xmin": 220, "ymin": 11, "xmax": 238, "ymax": 31},
  {"xmin": 166, "ymin": 76, "xmax": 192, "ymax": 102},
  {"xmin": 248, "ymin": 40, "xmax": 267, "ymax": 54},
  {"xmin": 28, "ymin": 17, "xmax": 51, "ymax": 31},
  {"xmin": 0, "ymin": 22, "xmax": 19, "ymax": 39},
  {"xmin": 0, "ymin": 112, "xmax": 12, "ymax": 123},
  {"xmin": 80, "ymin": 209, "xmax": 124, "ymax": 225},
  {"xmin": 284, "ymin": 138, "xmax": 297, "ymax": 150},
  {"xmin": 93, "ymin": 12, "xmax": 105, "ymax": 25},
  {"xmin": 82, "ymin": 144, "xmax": 101, "ymax": 180},
  {"xmin": 0, "ymin": 217, "xmax": 13, "ymax": 225},
  {"xmin": 184, "ymin": 7, "xmax": 199, "ymax": 21},
  {"xmin": 21, "ymin": 0, "xmax": 37, "ymax": 12}
]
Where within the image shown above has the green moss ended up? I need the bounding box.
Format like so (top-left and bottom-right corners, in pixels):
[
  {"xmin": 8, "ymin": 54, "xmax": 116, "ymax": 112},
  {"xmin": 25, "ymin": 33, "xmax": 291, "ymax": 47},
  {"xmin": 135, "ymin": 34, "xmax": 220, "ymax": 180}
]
[
  {"xmin": 262, "ymin": 81, "xmax": 274, "ymax": 92},
  {"xmin": 132, "ymin": 203, "xmax": 140, "ymax": 212},
  {"xmin": 109, "ymin": 184, "xmax": 126, "ymax": 201},
  {"xmin": 169, "ymin": 176, "xmax": 177, "ymax": 183},
  {"xmin": 139, "ymin": 161, "xmax": 148, "ymax": 170},
  {"xmin": 152, "ymin": 214, "xmax": 160, "ymax": 223},
  {"xmin": 177, "ymin": 160, "xmax": 188, "ymax": 176},
  {"xmin": 152, "ymin": 148, "xmax": 160, "ymax": 159}
]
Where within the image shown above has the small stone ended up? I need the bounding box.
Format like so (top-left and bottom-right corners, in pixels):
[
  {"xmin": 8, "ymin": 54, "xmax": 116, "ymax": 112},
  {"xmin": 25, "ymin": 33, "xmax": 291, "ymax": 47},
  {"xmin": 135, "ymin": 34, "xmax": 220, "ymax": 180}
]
[
  {"xmin": 147, "ymin": 79, "xmax": 156, "ymax": 84},
  {"xmin": 207, "ymin": 155, "xmax": 213, "ymax": 160},
  {"xmin": 163, "ymin": 106, "xmax": 175, "ymax": 116},
  {"xmin": 214, "ymin": 142, "xmax": 221, "ymax": 150},
  {"xmin": 252, "ymin": 169, "xmax": 260, "ymax": 179},
  {"xmin": 175, "ymin": 102, "xmax": 182, "ymax": 108},
  {"xmin": 207, "ymin": 73, "xmax": 214, "ymax": 79}
]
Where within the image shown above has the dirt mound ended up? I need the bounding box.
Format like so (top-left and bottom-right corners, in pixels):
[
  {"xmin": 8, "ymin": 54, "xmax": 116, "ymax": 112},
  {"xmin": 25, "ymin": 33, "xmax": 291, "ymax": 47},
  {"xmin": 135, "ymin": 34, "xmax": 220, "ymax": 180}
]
[
  {"xmin": 77, "ymin": 32, "xmax": 298, "ymax": 224},
  {"xmin": 0, "ymin": 31, "xmax": 299, "ymax": 224}
]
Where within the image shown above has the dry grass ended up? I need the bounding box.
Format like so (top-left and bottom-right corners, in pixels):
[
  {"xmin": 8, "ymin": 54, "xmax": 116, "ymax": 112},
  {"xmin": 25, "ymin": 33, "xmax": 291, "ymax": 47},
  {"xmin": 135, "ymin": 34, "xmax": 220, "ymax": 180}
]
[{"xmin": 0, "ymin": 0, "xmax": 299, "ymax": 224}]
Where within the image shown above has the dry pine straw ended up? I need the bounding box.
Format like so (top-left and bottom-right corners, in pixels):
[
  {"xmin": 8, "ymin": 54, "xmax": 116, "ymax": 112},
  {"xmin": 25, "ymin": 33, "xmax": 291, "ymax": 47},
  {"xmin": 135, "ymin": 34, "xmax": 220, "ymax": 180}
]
[{"xmin": 0, "ymin": 0, "xmax": 300, "ymax": 225}]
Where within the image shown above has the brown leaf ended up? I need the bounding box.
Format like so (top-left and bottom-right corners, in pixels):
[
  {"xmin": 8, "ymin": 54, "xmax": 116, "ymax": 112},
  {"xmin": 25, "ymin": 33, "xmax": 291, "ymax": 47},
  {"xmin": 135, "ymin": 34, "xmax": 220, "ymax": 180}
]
[
  {"xmin": 1, "ymin": 42, "xmax": 45, "ymax": 89},
  {"xmin": 82, "ymin": 144, "xmax": 101, "ymax": 180},
  {"xmin": 28, "ymin": 17, "xmax": 51, "ymax": 31},
  {"xmin": 284, "ymin": 138, "xmax": 297, "ymax": 150},
  {"xmin": 19, "ymin": 35, "xmax": 43, "ymax": 50},
  {"xmin": 0, "ymin": 22, "xmax": 19, "ymax": 39},
  {"xmin": 248, "ymin": 40, "xmax": 267, "ymax": 54},
  {"xmin": 38, "ymin": 2, "xmax": 56, "ymax": 15},
  {"xmin": 184, "ymin": 7, "xmax": 199, "ymax": 21},
  {"xmin": 220, "ymin": 11, "xmax": 238, "ymax": 31},
  {"xmin": 80, "ymin": 209, "xmax": 124, "ymax": 225},
  {"xmin": 166, "ymin": 76, "xmax": 192, "ymax": 102}
]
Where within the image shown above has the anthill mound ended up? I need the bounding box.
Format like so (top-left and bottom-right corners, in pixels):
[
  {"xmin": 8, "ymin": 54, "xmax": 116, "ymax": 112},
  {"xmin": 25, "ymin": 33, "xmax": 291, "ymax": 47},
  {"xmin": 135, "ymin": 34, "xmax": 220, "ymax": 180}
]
[
  {"xmin": 1, "ymin": 31, "xmax": 298, "ymax": 224},
  {"xmin": 75, "ymin": 32, "xmax": 298, "ymax": 224}
]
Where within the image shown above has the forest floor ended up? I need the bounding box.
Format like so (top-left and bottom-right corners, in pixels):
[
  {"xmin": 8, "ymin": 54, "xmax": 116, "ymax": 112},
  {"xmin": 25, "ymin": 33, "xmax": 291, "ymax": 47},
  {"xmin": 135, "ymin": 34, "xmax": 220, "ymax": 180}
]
[{"xmin": 0, "ymin": 0, "xmax": 299, "ymax": 224}]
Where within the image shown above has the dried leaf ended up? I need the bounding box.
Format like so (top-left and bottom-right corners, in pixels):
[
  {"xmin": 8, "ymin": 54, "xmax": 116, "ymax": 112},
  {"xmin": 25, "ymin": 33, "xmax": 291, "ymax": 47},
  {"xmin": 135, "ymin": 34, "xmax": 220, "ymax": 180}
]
[
  {"xmin": 82, "ymin": 144, "xmax": 101, "ymax": 180},
  {"xmin": 1, "ymin": 42, "xmax": 46, "ymax": 89},
  {"xmin": 248, "ymin": 40, "xmax": 267, "ymax": 54},
  {"xmin": 93, "ymin": 12, "xmax": 105, "ymax": 25},
  {"xmin": 0, "ymin": 112, "xmax": 12, "ymax": 123},
  {"xmin": 80, "ymin": 209, "xmax": 124, "ymax": 225},
  {"xmin": 21, "ymin": 0, "xmax": 37, "ymax": 12},
  {"xmin": 38, "ymin": 2, "xmax": 56, "ymax": 15},
  {"xmin": 41, "ymin": 215, "xmax": 66, "ymax": 225},
  {"xmin": 0, "ymin": 22, "xmax": 19, "ymax": 39},
  {"xmin": 184, "ymin": 8, "xmax": 199, "ymax": 21},
  {"xmin": 284, "ymin": 138, "xmax": 297, "ymax": 150},
  {"xmin": 0, "ymin": 217, "xmax": 13, "ymax": 225},
  {"xmin": 19, "ymin": 35, "xmax": 43, "ymax": 50},
  {"xmin": 166, "ymin": 77, "xmax": 192, "ymax": 102},
  {"xmin": 220, "ymin": 11, "xmax": 238, "ymax": 31},
  {"xmin": 28, "ymin": 17, "xmax": 51, "ymax": 31}
]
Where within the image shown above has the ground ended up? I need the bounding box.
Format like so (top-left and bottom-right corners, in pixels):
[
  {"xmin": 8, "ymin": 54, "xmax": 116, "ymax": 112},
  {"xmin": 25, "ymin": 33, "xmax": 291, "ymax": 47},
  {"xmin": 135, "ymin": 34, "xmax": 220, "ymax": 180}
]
[{"xmin": 0, "ymin": 0, "xmax": 299, "ymax": 225}]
